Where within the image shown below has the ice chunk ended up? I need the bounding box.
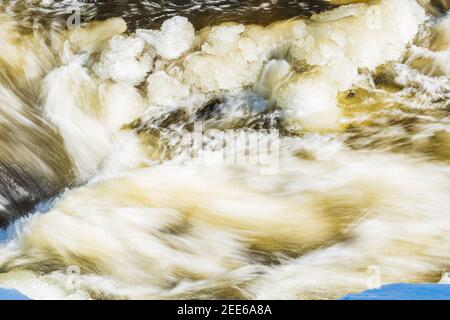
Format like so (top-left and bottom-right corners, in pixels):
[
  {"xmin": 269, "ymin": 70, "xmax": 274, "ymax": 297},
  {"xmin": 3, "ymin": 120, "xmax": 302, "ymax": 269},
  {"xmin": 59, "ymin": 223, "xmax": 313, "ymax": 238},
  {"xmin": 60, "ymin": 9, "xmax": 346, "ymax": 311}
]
[
  {"xmin": 137, "ymin": 16, "xmax": 195, "ymax": 60},
  {"xmin": 93, "ymin": 36, "xmax": 155, "ymax": 86},
  {"xmin": 147, "ymin": 71, "xmax": 191, "ymax": 107},
  {"xmin": 275, "ymin": 75, "xmax": 342, "ymax": 131},
  {"xmin": 202, "ymin": 24, "xmax": 246, "ymax": 55}
]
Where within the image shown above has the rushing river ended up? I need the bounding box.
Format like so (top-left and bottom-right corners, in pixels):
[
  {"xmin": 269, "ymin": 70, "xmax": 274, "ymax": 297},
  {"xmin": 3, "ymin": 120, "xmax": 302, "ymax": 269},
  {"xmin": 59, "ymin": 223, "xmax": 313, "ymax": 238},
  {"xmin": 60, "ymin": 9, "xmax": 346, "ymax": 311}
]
[{"xmin": 0, "ymin": 0, "xmax": 449, "ymax": 299}]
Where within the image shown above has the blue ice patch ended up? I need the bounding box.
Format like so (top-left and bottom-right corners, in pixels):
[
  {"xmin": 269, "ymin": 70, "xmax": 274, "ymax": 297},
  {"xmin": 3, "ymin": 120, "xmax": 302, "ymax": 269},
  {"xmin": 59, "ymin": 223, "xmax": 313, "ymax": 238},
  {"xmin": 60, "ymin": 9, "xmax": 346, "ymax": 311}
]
[
  {"xmin": 342, "ymin": 283, "xmax": 450, "ymax": 300},
  {"xmin": 0, "ymin": 228, "xmax": 6, "ymax": 243},
  {"xmin": 0, "ymin": 195, "xmax": 61, "ymax": 245},
  {"xmin": 0, "ymin": 288, "xmax": 31, "ymax": 300}
]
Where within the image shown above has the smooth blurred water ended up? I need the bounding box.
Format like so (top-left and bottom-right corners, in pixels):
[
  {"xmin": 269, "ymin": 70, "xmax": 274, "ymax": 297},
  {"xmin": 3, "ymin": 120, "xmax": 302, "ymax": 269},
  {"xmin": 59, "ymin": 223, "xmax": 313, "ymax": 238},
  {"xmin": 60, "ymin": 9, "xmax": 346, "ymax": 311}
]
[{"xmin": 0, "ymin": 0, "xmax": 449, "ymax": 300}]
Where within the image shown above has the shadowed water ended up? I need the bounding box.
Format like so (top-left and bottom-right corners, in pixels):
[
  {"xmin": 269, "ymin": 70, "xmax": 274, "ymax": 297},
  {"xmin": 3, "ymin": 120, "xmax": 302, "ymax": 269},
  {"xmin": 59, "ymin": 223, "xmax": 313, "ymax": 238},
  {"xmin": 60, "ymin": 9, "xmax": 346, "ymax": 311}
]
[{"xmin": 2, "ymin": 0, "xmax": 333, "ymax": 30}]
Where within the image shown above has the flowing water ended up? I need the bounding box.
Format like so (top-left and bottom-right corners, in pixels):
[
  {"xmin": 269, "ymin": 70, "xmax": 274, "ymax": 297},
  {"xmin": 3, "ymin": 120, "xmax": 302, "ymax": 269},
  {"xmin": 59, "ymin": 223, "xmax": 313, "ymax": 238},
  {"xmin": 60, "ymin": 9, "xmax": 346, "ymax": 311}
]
[{"xmin": 0, "ymin": 0, "xmax": 449, "ymax": 300}]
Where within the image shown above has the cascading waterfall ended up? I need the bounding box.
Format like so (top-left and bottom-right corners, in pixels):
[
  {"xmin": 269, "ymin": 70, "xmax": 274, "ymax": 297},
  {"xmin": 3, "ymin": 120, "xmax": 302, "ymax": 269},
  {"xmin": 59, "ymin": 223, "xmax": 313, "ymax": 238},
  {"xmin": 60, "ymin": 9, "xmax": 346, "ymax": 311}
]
[{"xmin": 0, "ymin": 0, "xmax": 449, "ymax": 300}]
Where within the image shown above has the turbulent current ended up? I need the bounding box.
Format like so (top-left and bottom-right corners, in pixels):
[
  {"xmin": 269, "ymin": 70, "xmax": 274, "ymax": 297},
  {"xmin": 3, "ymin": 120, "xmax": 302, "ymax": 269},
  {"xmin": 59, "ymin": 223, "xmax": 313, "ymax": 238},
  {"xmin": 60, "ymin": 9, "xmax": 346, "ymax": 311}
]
[{"xmin": 0, "ymin": 0, "xmax": 449, "ymax": 300}]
